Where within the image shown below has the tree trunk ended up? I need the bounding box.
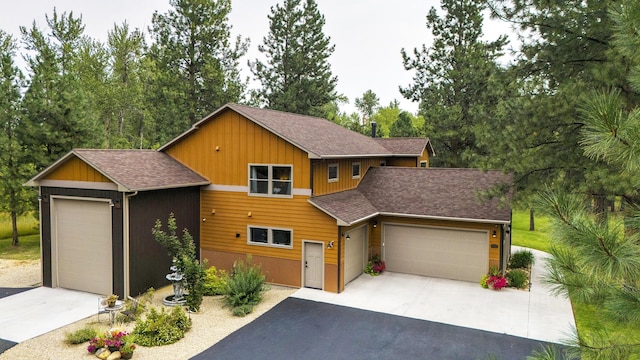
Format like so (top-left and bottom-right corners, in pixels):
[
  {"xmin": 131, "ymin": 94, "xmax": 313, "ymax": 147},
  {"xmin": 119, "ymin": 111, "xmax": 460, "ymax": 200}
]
[
  {"xmin": 11, "ymin": 210, "xmax": 19, "ymax": 246},
  {"xmin": 529, "ymin": 209, "xmax": 535, "ymax": 231}
]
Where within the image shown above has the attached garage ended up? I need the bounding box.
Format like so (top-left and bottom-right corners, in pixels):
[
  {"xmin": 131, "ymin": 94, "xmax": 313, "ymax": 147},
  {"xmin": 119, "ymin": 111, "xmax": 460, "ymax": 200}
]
[
  {"xmin": 344, "ymin": 226, "xmax": 367, "ymax": 284},
  {"xmin": 383, "ymin": 224, "xmax": 489, "ymax": 282},
  {"xmin": 52, "ymin": 198, "xmax": 113, "ymax": 295}
]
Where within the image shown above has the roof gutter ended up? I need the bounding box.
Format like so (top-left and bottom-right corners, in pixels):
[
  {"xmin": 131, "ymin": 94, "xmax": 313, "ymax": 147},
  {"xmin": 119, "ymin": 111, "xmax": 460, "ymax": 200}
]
[{"xmin": 378, "ymin": 212, "xmax": 511, "ymax": 225}]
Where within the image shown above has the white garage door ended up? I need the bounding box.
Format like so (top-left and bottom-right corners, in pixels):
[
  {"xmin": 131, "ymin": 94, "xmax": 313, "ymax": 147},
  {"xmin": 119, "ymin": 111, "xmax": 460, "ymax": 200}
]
[
  {"xmin": 344, "ymin": 226, "xmax": 366, "ymax": 284},
  {"xmin": 383, "ymin": 224, "xmax": 488, "ymax": 282},
  {"xmin": 53, "ymin": 198, "xmax": 112, "ymax": 295}
]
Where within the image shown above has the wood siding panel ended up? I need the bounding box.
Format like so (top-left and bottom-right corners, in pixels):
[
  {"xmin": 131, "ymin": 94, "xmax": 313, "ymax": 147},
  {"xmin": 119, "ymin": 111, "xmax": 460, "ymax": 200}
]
[
  {"xmin": 386, "ymin": 157, "xmax": 417, "ymax": 167},
  {"xmin": 419, "ymin": 148, "xmax": 430, "ymax": 167},
  {"xmin": 200, "ymin": 190, "xmax": 338, "ymax": 264},
  {"xmin": 164, "ymin": 110, "xmax": 311, "ymax": 189},
  {"xmin": 46, "ymin": 157, "xmax": 112, "ymax": 183},
  {"xmin": 312, "ymin": 158, "xmax": 382, "ymax": 196}
]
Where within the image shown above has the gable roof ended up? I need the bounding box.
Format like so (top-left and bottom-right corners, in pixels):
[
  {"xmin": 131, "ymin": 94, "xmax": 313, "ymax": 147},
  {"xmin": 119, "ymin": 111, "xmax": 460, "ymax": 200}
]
[
  {"xmin": 374, "ymin": 138, "xmax": 435, "ymax": 157},
  {"xmin": 26, "ymin": 149, "xmax": 210, "ymax": 192},
  {"xmin": 159, "ymin": 103, "xmax": 433, "ymax": 159},
  {"xmin": 309, "ymin": 167, "xmax": 512, "ymax": 226}
]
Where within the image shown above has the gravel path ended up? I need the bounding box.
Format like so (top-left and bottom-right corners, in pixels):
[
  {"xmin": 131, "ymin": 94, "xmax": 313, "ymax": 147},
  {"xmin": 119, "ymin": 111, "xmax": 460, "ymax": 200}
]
[
  {"xmin": 0, "ymin": 260, "xmax": 296, "ymax": 359},
  {"xmin": 0, "ymin": 259, "xmax": 41, "ymax": 288}
]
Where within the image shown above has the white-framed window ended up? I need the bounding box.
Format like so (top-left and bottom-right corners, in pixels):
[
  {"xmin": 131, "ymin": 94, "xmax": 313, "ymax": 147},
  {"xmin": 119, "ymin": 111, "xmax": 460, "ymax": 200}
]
[
  {"xmin": 352, "ymin": 162, "xmax": 361, "ymax": 179},
  {"xmin": 420, "ymin": 161, "xmax": 428, "ymax": 168},
  {"xmin": 249, "ymin": 164, "xmax": 292, "ymax": 197},
  {"xmin": 380, "ymin": 160, "xmax": 386, "ymax": 166},
  {"xmin": 248, "ymin": 226, "xmax": 293, "ymax": 248},
  {"xmin": 328, "ymin": 163, "xmax": 339, "ymax": 182}
]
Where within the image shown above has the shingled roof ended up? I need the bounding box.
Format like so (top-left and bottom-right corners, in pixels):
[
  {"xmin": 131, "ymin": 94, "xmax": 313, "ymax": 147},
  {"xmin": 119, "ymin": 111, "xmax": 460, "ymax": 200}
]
[
  {"xmin": 160, "ymin": 103, "xmax": 433, "ymax": 159},
  {"xmin": 374, "ymin": 138, "xmax": 435, "ymax": 157},
  {"xmin": 27, "ymin": 149, "xmax": 209, "ymax": 192},
  {"xmin": 309, "ymin": 167, "xmax": 512, "ymax": 225}
]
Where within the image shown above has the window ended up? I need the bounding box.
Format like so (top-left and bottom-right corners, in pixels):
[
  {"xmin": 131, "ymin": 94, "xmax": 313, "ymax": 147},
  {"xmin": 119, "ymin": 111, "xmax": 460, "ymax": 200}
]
[
  {"xmin": 420, "ymin": 161, "xmax": 428, "ymax": 168},
  {"xmin": 248, "ymin": 226, "xmax": 292, "ymax": 248},
  {"xmin": 352, "ymin": 162, "xmax": 361, "ymax": 179},
  {"xmin": 380, "ymin": 161, "xmax": 386, "ymax": 166},
  {"xmin": 328, "ymin": 163, "xmax": 339, "ymax": 182},
  {"xmin": 249, "ymin": 165, "xmax": 292, "ymax": 196}
]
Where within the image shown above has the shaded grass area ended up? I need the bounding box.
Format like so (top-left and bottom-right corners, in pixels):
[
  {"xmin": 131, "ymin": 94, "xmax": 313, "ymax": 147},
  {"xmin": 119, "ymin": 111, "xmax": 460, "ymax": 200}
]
[
  {"xmin": 511, "ymin": 210, "xmax": 551, "ymax": 253},
  {"xmin": 0, "ymin": 213, "xmax": 40, "ymax": 261},
  {"xmin": 0, "ymin": 234, "xmax": 40, "ymax": 260},
  {"xmin": 511, "ymin": 210, "xmax": 640, "ymax": 355}
]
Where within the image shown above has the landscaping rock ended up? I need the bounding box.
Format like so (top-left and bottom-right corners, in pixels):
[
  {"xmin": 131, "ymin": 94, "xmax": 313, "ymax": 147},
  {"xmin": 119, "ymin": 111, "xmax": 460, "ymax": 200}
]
[
  {"xmin": 106, "ymin": 351, "xmax": 122, "ymax": 360},
  {"xmin": 95, "ymin": 347, "xmax": 111, "ymax": 359}
]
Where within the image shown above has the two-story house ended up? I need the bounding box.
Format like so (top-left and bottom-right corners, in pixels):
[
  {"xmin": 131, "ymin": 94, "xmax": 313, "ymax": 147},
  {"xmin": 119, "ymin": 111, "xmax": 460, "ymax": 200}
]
[{"xmin": 28, "ymin": 103, "xmax": 512, "ymax": 297}]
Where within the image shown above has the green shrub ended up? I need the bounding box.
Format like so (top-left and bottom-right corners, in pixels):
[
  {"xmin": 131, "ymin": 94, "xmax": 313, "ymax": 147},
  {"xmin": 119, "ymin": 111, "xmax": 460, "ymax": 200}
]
[
  {"xmin": 506, "ymin": 269, "xmax": 529, "ymax": 289},
  {"xmin": 479, "ymin": 274, "xmax": 489, "ymax": 288},
  {"xmin": 132, "ymin": 306, "xmax": 192, "ymax": 346},
  {"xmin": 509, "ymin": 249, "xmax": 535, "ymax": 269},
  {"xmin": 223, "ymin": 255, "xmax": 266, "ymax": 316},
  {"xmin": 64, "ymin": 326, "xmax": 98, "ymax": 344},
  {"xmin": 203, "ymin": 265, "xmax": 228, "ymax": 296}
]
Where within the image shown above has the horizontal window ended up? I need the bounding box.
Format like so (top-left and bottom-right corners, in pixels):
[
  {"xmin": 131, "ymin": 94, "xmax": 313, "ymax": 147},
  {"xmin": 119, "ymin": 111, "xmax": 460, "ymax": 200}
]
[
  {"xmin": 248, "ymin": 226, "xmax": 292, "ymax": 248},
  {"xmin": 420, "ymin": 161, "xmax": 427, "ymax": 168},
  {"xmin": 249, "ymin": 164, "xmax": 292, "ymax": 197}
]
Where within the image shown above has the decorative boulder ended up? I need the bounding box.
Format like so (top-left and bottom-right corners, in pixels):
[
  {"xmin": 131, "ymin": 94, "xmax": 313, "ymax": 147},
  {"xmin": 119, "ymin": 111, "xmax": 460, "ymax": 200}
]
[
  {"xmin": 106, "ymin": 351, "xmax": 122, "ymax": 360},
  {"xmin": 95, "ymin": 348, "xmax": 111, "ymax": 359}
]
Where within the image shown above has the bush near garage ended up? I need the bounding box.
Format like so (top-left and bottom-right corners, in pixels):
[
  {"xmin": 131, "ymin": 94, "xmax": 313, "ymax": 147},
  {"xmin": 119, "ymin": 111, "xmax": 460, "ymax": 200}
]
[
  {"xmin": 506, "ymin": 269, "xmax": 529, "ymax": 289},
  {"xmin": 509, "ymin": 249, "xmax": 535, "ymax": 269},
  {"xmin": 132, "ymin": 306, "xmax": 192, "ymax": 346},
  {"xmin": 223, "ymin": 255, "xmax": 266, "ymax": 317}
]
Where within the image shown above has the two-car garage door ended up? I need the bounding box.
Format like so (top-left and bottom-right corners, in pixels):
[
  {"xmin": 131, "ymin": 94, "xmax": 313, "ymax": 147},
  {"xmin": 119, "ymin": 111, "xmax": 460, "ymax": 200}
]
[
  {"xmin": 383, "ymin": 224, "xmax": 488, "ymax": 282},
  {"xmin": 52, "ymin": 198, "xmax": 113, "ymax": 295}
]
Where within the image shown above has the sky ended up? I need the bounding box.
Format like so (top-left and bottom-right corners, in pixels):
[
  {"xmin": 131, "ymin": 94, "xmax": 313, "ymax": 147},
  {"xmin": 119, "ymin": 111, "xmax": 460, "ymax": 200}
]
[{"xmin": 0, "ymin": 0, "xmax": 512, "ymax": 115}]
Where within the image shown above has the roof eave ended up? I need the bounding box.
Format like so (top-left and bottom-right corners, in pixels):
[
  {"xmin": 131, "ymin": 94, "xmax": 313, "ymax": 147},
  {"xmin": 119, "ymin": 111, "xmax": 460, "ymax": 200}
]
[
  {"xmin": 307, "ymin": 199, "xmax": 351, "ymax": 226},
  {"xmin": 316, "ymin": 153, "xmax": 392, "ymax": 159},
  {"xmin": 125, "ymin": 181, "xmax": 210, "ymax": 192},
  {"xmin": 378, "ymin": 211, "xmax": 511, "ymax": 224}
]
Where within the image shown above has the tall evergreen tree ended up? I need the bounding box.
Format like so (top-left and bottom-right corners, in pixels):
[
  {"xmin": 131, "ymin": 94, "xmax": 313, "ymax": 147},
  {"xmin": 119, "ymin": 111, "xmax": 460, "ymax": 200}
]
[
  {"xmin": 105, "ymin": 22, "xmax": 147, "ymax": 148},
  {"xmin": 354, "ymin": 89, "xmax": 379, "ymax": 125},
  {"xmin": 389, "ymin": 111, "xmax": 419, "ymax": 137},
  {"xmin": 530, "ymin": 2, "xmax": 640, "ymax": 358},
  {"xmin": 0, "ymin": 31, "xmax": 33, "ymax": 246},
  {"xmin": 19, "ymin": 9, "xmax": 101, "ymax": 171},
  {"xmin": 250, "ymin": 0, "xmax": 338, "ymax": 118},
  {"xmin": 401, "ymin": 0, "xmax": 507, "ymax": 168},
  {"xmin": 147, "ymin": 0, "xmax": 248, "ymax": 145}
]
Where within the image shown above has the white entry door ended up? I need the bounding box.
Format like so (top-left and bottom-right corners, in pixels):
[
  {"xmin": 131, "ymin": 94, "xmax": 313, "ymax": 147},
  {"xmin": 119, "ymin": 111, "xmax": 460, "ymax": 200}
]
[{"xmin": 304, "ymin": 242, "xmax": 323, "ymax": 289}]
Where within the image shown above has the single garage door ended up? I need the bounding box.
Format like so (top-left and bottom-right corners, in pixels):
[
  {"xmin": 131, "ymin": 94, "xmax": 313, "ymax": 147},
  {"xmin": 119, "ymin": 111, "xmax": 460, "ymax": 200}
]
[
  {"xmin": 383, "ymin": 224, "xmax": 488, "ymax": 282},
  {"xmin": 344, "ymin": 226, "xmax": 366, "ymax": 284},
  {"xmin": 53, "ymin": 198, "xmax": 112, "ymax": 295}
]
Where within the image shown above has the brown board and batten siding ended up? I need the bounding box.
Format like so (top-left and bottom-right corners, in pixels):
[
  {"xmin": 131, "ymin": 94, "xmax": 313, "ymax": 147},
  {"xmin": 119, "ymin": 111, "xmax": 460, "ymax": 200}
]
[
  {"xmin": 164, "ymin": 109, "xmax": 311, "ymax": 188},
  {"xmin": 312, "ymin": 157, "xmax": 382, "ymax": 196},
  {"xmin": 127, "ymin": 187, "xmax": 201, "ymax": 297}
]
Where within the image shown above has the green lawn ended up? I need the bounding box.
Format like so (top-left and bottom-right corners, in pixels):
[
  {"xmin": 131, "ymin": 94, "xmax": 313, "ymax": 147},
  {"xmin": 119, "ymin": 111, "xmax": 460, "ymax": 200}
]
[
  {"xmin": 0, "ymin": 212, "xmax": 41, "ymax": 260},
  {"xmin": 510, "ymin": 210, "xmax": 551, "ymax": 253},
  {"xmin": 511, "ymin": 209, "xmax": 640, "ymax": 354}
]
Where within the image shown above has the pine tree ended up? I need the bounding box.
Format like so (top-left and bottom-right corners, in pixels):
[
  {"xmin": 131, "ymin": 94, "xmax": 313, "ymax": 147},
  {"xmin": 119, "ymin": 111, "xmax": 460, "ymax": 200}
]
[
  {"xmin": 354, "ymin": 90, "xmax": 379, "ymax": 126},
  {"xmin": 389, "ymin": 111, "xmax": 419, "ymax": 137},
  {"xmin": 401, "ymin": 0, "xmax": 507, "ymax": 167},
  {"xmin": 19, "ymin": 9, "xmax": 102, "ymax": 171},
  {"xmin": 0, "ymin": 31, "xmax": 33, "ymax": 246},
  {"xmin": 532, "ymin": 2, "xmax": 640, "ymax": 358},
  {"xmin": 147, "ymin": 0, "xmax": 248, "ymax": 146},
  {"xmin": 250, "ymin": 0, "xmax": 337, "ymax": 118}
]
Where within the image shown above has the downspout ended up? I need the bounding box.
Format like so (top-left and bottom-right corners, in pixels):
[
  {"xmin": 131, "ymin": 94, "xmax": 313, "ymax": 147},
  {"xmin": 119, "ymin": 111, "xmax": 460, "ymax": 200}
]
[
  {"xmin": 123, "ymin": 191, "xmax": 138, "ymax": 297},
  {"xmin": 337, "ymin": 226, "xmax": 342, "ymax": 293}
]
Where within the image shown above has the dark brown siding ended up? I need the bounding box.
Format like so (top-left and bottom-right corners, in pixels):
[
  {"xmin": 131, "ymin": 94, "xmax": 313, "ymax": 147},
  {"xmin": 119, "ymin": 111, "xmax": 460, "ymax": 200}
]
[
  {"xmin": 127, "ymin": 187, "xmax": 201, "ymax": 296},
  {"xmin": 40, "ymin": 187, "xmax": 125, "ymax": 296}
]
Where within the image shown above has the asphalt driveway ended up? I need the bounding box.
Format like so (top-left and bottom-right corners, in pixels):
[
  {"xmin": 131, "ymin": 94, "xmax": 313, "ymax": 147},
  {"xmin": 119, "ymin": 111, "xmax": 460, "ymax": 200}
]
[{"xmin": 192, "ymin": 297, "xmax": 564, "ymax": 360}]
